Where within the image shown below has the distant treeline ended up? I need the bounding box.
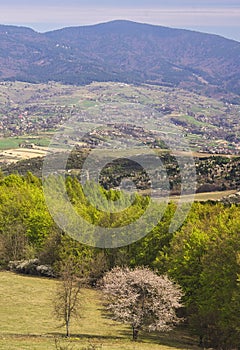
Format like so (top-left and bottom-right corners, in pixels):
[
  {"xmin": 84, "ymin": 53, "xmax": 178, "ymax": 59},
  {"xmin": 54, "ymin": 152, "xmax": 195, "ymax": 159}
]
[{"xmin": 1, "ymin": 151, "xmax": 240, "ymax": 195}]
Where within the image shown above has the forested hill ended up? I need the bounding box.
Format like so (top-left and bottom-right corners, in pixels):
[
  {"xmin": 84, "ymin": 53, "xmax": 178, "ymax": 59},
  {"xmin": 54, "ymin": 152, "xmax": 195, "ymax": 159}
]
[{"xmin": 0, "ymin": 20, "xmax": 240, "ymax": 97}]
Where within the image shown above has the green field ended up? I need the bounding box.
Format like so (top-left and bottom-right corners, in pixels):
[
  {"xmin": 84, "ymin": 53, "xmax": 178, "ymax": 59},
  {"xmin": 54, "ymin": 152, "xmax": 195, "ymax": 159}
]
[
  {"xmin": 0, "ymin": 136, "xmax": 51, "ymax": 150},
  {"xmin": 0, "ymin": 271, "xmax": 200, "ymax": 350}
]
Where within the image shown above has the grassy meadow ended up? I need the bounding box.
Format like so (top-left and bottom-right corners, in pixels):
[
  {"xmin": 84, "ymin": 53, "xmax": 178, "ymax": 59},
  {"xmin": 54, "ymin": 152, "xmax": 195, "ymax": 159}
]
[{"xmin": 0, "ymin": 271, "xmax": 200, "ymax": 350}]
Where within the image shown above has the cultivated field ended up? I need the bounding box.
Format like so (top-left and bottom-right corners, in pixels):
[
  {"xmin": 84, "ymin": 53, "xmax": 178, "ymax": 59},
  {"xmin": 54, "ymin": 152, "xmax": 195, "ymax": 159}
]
[
  {"xmin": 0, "ymin": 271, "xmax": 200, "ymax": 350},
  {"xmin": 163, "ymin": 190, "xmax": 237, "ymax": 202},
  {"xmin": 0, "ymin": 147, "xmax": 49, "ymax": 163}
]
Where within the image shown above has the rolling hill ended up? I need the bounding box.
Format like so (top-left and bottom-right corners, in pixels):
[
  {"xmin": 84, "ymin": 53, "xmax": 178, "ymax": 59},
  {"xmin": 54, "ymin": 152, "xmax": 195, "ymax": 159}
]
[{"xmin": 0, "ymin": 20, "xmax": 240, "ymax": 98}]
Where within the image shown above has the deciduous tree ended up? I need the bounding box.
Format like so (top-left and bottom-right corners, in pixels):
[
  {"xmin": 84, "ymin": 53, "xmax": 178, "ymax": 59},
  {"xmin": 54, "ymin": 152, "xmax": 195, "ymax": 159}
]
[
  {"xmin": 54, "ymin": 257, "xmax": 83, "ymax": 337},
  {"xmin": 101, "ymin": 266, "xmax": 183, "ymax": 341}
]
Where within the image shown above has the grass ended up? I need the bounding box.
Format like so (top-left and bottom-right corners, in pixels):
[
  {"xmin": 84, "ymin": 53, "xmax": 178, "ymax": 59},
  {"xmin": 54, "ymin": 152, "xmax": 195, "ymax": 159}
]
[
  {"xmin": 0, "ymin": 137, "xmax": 27, "ymax": 150},
  {"xmin": 0, "ymin": 271, "xmax": 200, "ymax": 350},
  {"xmin": 174, "ymin": 114, "xmax": 214, "ymax": 128},
  {"xmin": 0, "ymin": 136, "xmax": 51, "ymax": 150}
]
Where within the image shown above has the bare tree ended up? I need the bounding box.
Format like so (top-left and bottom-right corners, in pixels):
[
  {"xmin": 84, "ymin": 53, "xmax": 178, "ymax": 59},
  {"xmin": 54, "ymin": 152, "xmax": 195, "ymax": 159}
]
[
  {"xmin": 101, "ymin": 266, "xmax": 183, "ymax": 341},
  {"xmin": 54, "ymin": 258, "xmax": 83, "ymax": 337}
]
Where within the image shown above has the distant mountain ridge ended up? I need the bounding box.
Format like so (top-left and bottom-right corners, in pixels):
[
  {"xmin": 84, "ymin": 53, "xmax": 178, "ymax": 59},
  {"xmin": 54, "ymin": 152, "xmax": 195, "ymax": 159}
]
[{"xmin": 0, "ymin": 20, "xmax": 240, "ymax": 97}]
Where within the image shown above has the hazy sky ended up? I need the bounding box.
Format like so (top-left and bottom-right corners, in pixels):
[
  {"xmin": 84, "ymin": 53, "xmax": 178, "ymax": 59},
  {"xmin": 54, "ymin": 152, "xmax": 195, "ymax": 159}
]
[{"xmin": 0, "ymin": 0, "xmax": 240, "ymax": 41}]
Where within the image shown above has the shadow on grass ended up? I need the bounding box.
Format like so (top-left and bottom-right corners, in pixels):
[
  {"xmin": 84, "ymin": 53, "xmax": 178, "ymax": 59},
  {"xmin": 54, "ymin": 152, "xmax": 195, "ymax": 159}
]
[
  {"xmin": 48, "ymin": 332, "xmax": 124, "ymax": 341},
  {"xmin": 1, "ymin": 329, "xmax": 200, "ymax": 349},
  {"xmin": 119, "ymin": 327, "xmax": 200, "ymax": 349},
  {"xmin": 97, "ymin": 305, "xmax": 200, "ymax": 349},
  {"xmin": 0, "ymin": 332, "xmax": 122, "ymax": 341}
]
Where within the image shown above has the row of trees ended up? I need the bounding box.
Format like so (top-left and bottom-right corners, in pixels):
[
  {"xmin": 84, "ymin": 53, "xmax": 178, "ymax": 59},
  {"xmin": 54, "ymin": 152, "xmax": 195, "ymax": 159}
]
[{"xmin": 0, "ymin": 172, "xmax": 239, "ymax": 348}]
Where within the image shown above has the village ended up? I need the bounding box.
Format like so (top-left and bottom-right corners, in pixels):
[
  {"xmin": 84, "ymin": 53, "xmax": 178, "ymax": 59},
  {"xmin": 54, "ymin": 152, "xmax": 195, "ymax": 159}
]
[{"xmin": 0, "ymin": 81, "xmax": 239, "ymax": 156}]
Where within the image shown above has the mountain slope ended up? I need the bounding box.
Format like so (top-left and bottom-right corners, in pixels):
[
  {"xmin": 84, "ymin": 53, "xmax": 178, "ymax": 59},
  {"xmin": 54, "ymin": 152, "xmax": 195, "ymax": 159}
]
[{"xmin": 0, "ymin": 20, "xmax": 240, "ymax": 96}]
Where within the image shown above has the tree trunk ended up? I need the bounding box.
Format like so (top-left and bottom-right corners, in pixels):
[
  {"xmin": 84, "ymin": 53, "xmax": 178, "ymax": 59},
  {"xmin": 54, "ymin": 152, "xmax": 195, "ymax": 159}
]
[
  {"xmin": 199, "ymin": 335, "xmax": 203, "ymax": 347},
  {"xmin": 132, "ymin": 326, "xmax": 139, "ymax": 341},
  {"xmin": 66, "ymin": 321, "xmax": 70, "ymax": 337}
]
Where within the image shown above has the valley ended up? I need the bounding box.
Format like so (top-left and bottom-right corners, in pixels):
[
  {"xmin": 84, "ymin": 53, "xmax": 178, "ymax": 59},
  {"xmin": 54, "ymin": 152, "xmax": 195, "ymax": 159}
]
[
  {"xmin": 0, "ymin": 81, "xmax": 239, "ymax": 156},
  {"xmin": 0, "ymin": 81, "xmax": 239, "ymax": 202}
]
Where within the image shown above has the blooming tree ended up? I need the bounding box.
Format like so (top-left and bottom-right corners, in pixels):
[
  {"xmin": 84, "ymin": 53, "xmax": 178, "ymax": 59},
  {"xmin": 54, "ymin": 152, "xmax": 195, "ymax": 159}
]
[{"xmin": 101, "ymin": 266, "xmax": 183, "ymax": 340}]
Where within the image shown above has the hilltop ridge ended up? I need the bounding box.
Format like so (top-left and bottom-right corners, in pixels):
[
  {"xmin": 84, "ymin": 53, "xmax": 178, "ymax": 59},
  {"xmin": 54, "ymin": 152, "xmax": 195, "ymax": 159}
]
[{"xmin": 0, "ymin": 20, "xmax": 240, "ymax": 99}]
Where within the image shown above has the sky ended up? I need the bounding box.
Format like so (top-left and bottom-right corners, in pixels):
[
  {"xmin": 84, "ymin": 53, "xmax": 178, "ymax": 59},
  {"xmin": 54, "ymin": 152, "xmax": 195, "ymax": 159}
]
[{"xmin": 0, "ymin": 0, "xmax": 240, "ymax": 42}]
